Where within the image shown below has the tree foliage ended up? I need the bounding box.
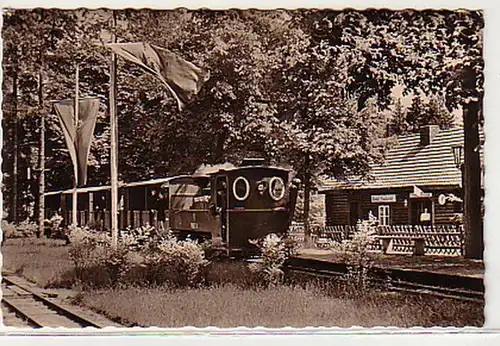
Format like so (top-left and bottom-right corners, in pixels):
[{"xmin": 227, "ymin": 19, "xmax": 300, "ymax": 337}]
[
  {"xmin": 3, "ymin": 9, "xmax": 483, "ymax": 255},
  {"xmin": 403, "ymin": 94, "xmax": 455, "ymax": 133}
]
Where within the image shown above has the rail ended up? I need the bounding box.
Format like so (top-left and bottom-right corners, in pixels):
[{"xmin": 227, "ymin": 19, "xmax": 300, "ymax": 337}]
[
  {"xmin": 2, "ymin": 275, "xmax": 116, "ymax": 328},
  {"xmin": 285, "ymin": 257, "xmax": 483, "ymax": 303}
]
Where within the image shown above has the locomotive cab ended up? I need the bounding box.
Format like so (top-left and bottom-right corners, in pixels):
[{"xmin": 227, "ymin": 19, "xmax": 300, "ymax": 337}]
[
  {"xmin": 211, "ymin": 165, "xmax": 296, "ymax": 252},
  {"xmin": 167, "ymin": 162, "xmax": 299, "ymax": 254}
]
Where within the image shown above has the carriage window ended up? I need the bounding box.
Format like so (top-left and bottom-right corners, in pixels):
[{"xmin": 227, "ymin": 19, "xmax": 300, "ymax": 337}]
[
  {"xmin": 170, "ymin": 181, "xmax": 209, "ymax": 210},
  {"xmin": 269, "ymin": 177, "xmax": 285, "ymax": 201},
  {"xmin": 233, "ymin": 176, "xmax": 250, "ymax": 201}
]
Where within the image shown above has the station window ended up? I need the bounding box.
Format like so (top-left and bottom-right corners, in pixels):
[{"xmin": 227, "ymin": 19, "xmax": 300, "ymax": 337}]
[{"xmin": 378, "ymin": 205, "xmax": 390, "ymax": 226}]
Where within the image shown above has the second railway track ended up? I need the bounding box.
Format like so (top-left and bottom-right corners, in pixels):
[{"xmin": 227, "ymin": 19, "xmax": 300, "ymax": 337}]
[
  {"xmin": 286, "ymin": 257, "xmax": 484, "ymax": 303},
  {"xmin": 2, "ymin": 275, "xmax": 118, "ymax": 328}
]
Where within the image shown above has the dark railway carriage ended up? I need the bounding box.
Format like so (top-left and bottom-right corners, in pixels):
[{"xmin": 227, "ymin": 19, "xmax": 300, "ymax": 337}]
[
  {"xmin": 167, "ymin": 163, "xmax": 299, "ymax": 251},
  {"xmin": 44, "ymin": 178, "xmax": 173, "ymax": 230}
]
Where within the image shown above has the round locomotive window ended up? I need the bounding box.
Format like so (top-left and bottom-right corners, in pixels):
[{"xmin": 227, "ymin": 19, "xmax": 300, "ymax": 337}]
[
  {"xmin": 269, "ymin": 177, "xmax": 285, "ymax": 201},
  {"xmin": 233, "ymin": 176, "xmax": 250, "ymax": 201}
]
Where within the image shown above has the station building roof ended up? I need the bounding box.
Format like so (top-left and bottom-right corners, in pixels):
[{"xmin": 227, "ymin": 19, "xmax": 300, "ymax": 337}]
[{"xmin": 321, "ymin": 126, "xmax": 484, "ymax": 191}]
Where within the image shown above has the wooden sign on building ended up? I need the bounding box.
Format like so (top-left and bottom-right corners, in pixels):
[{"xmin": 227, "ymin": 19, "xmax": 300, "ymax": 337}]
[{"xmin": 371, "ymin": 194, "xmax": 397, "ymax": 203}]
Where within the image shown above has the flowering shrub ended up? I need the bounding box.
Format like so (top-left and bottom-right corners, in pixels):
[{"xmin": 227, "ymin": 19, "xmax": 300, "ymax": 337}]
[
  {"xmin": 65, "ymin": 226, "xmax": 211, "ymax": 288},
  {"xmin": 142, "ymin": 233, "xmax": 209, "ymax": 287},
  {"xmin": 121, "ymin": 224, "xmax": 161, "ymax": 251},
  {"xmin": 2, "ymin": 220, "xmax": 18, "ymax": 240},
  {"xmin": 44, "ymin": 214, "xmax": 68, "ymax": 240},
  {"xmin": 248, "ymin": 233, "xmax": 290, "ymax": 286},
  {"xmin": 329, "ymin": 221, "xmax": 377, "ymax": 293},
  {"xmin": 19, "ymin": 220, "xmax": 39, "ymax": 237},
  {"xmin": 45, "ymin": 214, "xmax": 63, "ymax": 231},
  {"xmin": 67, "ymin": 226, "xmax": 100, "ymax": 279},
  {"xmin": 67, "ymin": 226, "xmax": 131, "ymax": 286},
  {"xmin": 100, "ymin": 244, "xmax": 131, "ymax": 284},
  {"xmin": 2, "ymin": 220, "xmax": 39, "ymax": 239}
]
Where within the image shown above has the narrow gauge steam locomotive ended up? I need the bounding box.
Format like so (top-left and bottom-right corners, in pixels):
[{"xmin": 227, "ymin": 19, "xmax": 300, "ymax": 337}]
[
  {"xmin": 44, "ymin": 158, "xmax": 299, "ymax": 252},
  {"xmin": 168, "ymin": 158, "xmax": 300, "ymax": 252}
]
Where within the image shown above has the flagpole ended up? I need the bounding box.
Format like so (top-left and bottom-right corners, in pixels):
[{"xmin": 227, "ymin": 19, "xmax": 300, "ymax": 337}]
[
  {"xmin": 38, "ymin": 69, "xmax": 45, "ymax": 237},
  {"xmin": 110, "ymin": 10, "xmax": 119, "ymax": 248},
  {"xmin": 12, "ymin": 57, "xmax": 18, "ymax": 224},
  {"xmin": 72, "ymin": 64, "xmax": 79, "ymax": 227}
]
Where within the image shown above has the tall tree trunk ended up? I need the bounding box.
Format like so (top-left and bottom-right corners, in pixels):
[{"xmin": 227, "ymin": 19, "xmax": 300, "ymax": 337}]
[
  {"xmin": 303, "ymin": 155, "xmax": 313, "ymax": 247},
  {"xmin": 463, "ymin": 100, "xmax": 483, "ymax": 259},
  {"xmin": 214, "ymin": 129, "xmax": 228, "ymax": 163},
  {"xmin": 461, "ymin": 65, "xmax": 483, "ymax": 260}
]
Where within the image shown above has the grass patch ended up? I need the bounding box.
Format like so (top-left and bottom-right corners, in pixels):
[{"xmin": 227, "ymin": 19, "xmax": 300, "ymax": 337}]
[
  {"xmin": 2, "ymin": 238, "xmax": 484, "ymax": 327},
  {"xmin": 78, "ymin": 284, "xmax": 483, "ymax": 328},
  {"xmin": 2, "ymin": 238, "xmax": 75, "ymax": 287}
]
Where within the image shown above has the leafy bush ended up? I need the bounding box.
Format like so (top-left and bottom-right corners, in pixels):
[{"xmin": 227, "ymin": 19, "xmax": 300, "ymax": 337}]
[
  {"xmin": 329, "ymin": 222, "xmax": 377, "ymax": 294},
  {"xmin": 44, "ymin": 213, "xmax": 69, "ymax": 243},
  {"xmin": 142, "ymin": 234, "xmax": 209, "ymax": 288},
  {"xmin": 46, "ymin": 214, "xmax": 63, "ymax": 229},
  {"xmin": 67, "ymin": 227, "xmax": 100, "ymax": 280},
  {"xmin": 100, "ymin": 245, "xmax": 131, "ymax": 285},
  {"xmin": 67, "ymin": 226, "xmax": 132, "ymax": 287},
  {"xmin": 121, "ymin": 224, "xmax": 162, "ymax": 251},
  {"xmin": 248, "ymin": 233, "xmax": 290, "ymax": 286},
  {"xmin": 64, "ymin": 226, "xmax": 211, "ymax": 288},
  {"xmin": 2, "ymin": 220, "xmax": 39, "ymax": 239},
  {"xmin": 19, "ymin": 220, "xmax": 39, "ymax": 237},
  {"xmin": 2, "ymin": 220, "xmax": 18, "ymax": 240}
]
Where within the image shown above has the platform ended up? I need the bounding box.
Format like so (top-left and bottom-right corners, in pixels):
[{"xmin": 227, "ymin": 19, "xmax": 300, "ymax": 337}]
[{"xmin": 296, "ymin": 248, "xmax": 484, "ymax": 279}]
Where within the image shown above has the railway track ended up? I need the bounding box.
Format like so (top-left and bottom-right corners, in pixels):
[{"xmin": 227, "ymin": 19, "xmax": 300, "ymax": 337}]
[
  {"xmin": 286, "ymin": 257, "xmax": 484, "ymax": 303},
  {"xmin": 1, "ymin": 275, "xmax": 118, "ymax": 328}
]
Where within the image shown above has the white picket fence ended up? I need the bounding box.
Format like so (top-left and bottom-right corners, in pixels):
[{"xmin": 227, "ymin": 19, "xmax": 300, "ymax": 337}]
[{"xmin": 289, "ymin": 223, "xmax": 464, "ymax": 256}]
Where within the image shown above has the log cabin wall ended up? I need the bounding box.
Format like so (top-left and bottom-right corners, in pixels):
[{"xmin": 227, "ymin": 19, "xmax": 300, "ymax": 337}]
[
  {"xmin": 324, "ymin": 185, "xmax": 462, "ymax": 226},
  {"xmin": 431, "ymin": 187, "xmax": 463, "ymax": 224},
  {"xmin": 347, "ymin": 188, "xmax": 409, "ymax": 225},
  {"xmin": 325, "ymin": 190, "xmax": 349, "ymax": 225}
]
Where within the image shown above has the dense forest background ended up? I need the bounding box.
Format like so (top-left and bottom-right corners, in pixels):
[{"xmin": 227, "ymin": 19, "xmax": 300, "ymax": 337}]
[{"xmin": 2, "ymin": 9, "xmax": 482, "ymax": 241}]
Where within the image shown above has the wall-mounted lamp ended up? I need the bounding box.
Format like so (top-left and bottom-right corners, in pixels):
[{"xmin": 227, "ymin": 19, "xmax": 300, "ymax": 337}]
[
  {"xmin": 451, "ymin": 145, "xmax": 464, "ymax": 189},
  {"xmin": 451, "ymin": 145, "xmax": 463, "ymax": 169},
  {"xmin": 404, "ymin": 199, "xmax": 408, "ymax": 208}
]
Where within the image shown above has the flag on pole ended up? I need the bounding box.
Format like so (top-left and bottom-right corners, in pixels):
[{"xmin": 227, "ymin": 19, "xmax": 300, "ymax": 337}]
[
  {"xmin": 413, "ymin": 185, "xmax": 424, "ymax": 197},
  {"xmin": 54, "ymin": 98, "xmax": 100, "ymax": 186},
  {"xmin": 106, "ymin": 42, "xmax": 210, "ymax": 111}
]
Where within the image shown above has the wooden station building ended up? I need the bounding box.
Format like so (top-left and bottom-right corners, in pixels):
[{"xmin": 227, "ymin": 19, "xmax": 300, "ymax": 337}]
[{"xmin": 320, "ymin": 125, "xmax": 482, "ymax": 227}]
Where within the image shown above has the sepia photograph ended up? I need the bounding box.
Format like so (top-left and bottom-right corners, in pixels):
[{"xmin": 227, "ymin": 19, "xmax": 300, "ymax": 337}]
[{"xmin": 0, "ymin": 5, "xmax": 487, "ymax": 330}]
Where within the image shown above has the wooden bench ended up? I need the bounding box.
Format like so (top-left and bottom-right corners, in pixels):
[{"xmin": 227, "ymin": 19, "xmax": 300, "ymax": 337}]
[{"xmin": 376, "ymin": 235, "xmax": 426, "ymax": 256}]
